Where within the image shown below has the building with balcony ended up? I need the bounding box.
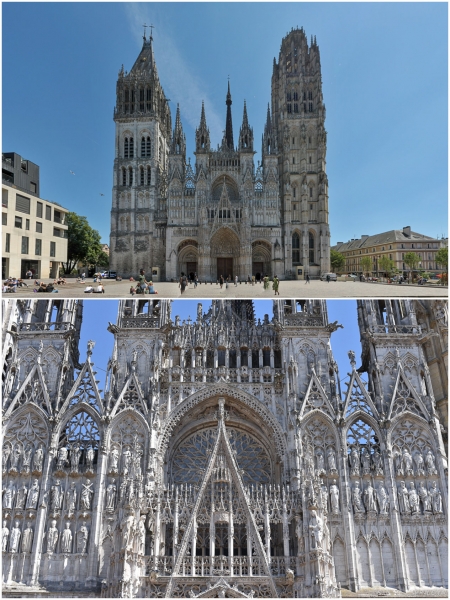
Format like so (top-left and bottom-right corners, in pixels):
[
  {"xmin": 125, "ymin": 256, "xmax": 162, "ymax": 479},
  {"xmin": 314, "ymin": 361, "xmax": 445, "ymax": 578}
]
[
  {"xmin": 2, "ymin": 153, "xmax": 69, "ymax": 279},
  {"xmin": 332, "ymin": 226, "xmax": 446, "ymax": 277}
]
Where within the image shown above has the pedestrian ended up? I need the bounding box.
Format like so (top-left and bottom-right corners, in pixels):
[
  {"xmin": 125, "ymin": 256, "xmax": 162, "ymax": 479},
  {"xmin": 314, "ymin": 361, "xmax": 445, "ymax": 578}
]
[
  {"xmin": 234, "ymin": 275, "xmax": 238, "ymax": 287},
  {"xmin": 252, "ymin": 275, "xmax": 255, "ymax": 286},
  {"xmin": 26, "ymin": 270, "xmax": 32, "ymax": 279},
  {"xmin": 219, "ymin": 275, "xmax": 224, "ymax": 289},
  {"xmin": 137, "ymin": 269, "xmax": 148, "ymax": 294},
  {"xmin": 272, "ymin": 276, "xmax": 280, "ymax": 296},
  {"xmin": 247, "ymin": 275, "xmax": 251, "ymax": 284},
  {"xmin": 179, "ymin": 272, "xmax": 188, "ymax": 294},
  {"xmin": 326, "ymin": 274, "xmax": 330, "ymax": 283},
  {"xmin": 263, "ymin": 275, "xmax": 269, "ymax": 290},
  {"xmin": 305, "ymin": 274, "xmax": 310, "ymax": 284},
  {"xmin": 194, "ymin": 274, "xmax": 198, "ymax": 288}
]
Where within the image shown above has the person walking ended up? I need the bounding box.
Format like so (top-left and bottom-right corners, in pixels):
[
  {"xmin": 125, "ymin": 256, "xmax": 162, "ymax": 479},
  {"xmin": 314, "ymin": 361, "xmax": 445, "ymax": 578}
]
[
  {"xmin": 305, "ymin": 274, "xmax": 310, "ymax": 284},
  {"xmin": 234, "ymin": 275, "xmax": 238, "ymax": 287},
  {"xmin": 272, "ymin": 276, "xmax": 280, "ymax": 295},
  {"xmin": 194, "ymin": 274, "xmax": 198, "ymax": 288},
  {"xmin": 326, "ymin": 274, "xmax": 330, "ymax": 283},
  {"xmin": 263, "ymin": 275, "xmax": 269, "ymax": 290},
  {"xmin": 219, "ymin": 275, "xmax": 224, "ymax": 289},
  {"xmin": 179, "ymin": 272, "xmax": 188, "ymax": 294}
]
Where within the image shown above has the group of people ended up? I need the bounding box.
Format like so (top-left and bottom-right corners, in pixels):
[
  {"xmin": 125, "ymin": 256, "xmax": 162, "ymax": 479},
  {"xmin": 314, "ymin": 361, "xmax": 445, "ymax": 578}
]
[
  {"xmin": 84, "ymin": 283, "xmax": 105, "ymax": 294},
  {"xmin": 177, "ymin": 272, "xmax": 281, "ymax": 295},
  {"xmin": 2, "ymin": 278, "xmax": 28, "ymax": 292},
  {"xmin": 130, "ymin": 269, "xmax": 158, "ymax": 295}
]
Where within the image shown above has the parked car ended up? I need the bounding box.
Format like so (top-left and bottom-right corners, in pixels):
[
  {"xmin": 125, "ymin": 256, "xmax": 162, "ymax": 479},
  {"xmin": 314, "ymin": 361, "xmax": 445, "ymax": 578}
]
[
  {"xmin": 320, "ymin": 273, "xmax": 337, "ymax": 282},
  {"xmin": 106, "ymin": 271, "xmax": 117, "ymax": 279}
]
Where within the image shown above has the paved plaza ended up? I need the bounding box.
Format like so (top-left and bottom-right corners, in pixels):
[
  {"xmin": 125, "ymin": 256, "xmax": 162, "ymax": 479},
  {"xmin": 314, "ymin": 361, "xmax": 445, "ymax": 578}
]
[{"xmin": 8, "ymin": 279, "xmax": 448, "ymax": 298}]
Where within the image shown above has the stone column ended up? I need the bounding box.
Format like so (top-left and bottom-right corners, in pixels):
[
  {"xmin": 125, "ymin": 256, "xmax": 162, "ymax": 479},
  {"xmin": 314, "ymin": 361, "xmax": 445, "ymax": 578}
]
[
  {"xmin": 173, "ymin": 488, "xmax": 179, "ymax": 558},
  {"xmin": 228, "ymin": 481, "xmax": 234, "ymax": 576},
  {"xmin": 86, "ymin": 444, "xmax": 108, "ymax": 584},
  {"xmin": 246, "ymin": 520, "xmax": 252, "ymax": 576}
]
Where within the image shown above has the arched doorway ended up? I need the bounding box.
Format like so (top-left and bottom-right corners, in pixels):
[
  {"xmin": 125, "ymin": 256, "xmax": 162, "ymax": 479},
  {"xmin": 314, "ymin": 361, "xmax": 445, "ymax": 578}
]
[
  {"xmin": 178, "ymin": 240, "xmax": 198, "ymax": 280},
  {"xmin": 210, "ymin": 228, "xmax": 240, "ymax": 280},
  {"xmin": 252, "ymin": 241, "xmax": 272, "ymax": 280}
]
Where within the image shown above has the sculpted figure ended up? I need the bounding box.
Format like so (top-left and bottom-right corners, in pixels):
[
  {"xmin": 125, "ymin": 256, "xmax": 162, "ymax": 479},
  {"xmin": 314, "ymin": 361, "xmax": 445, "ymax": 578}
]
[
  {"xmin": 121, "ymin": 515, "xmax": 135, "ymax": 550},
  {"xmin": 349, "ymin": 447, "xmax": 360, "ymax": 476},
  {"xmin": 352, "ymin": 482, "xmax": 365, "ymax": 513},
  {"xmin": 304, "ymin": 448, "xmax": 314, "ymax": 478},
  {"xmin": 137, "ymin": 515, "xmax": 146, "ymax": 555},
  {"xmin": 32, "ymin": 444, "xmax": 44, "ymax": 472},
  {"xmin": 402, "ymin": 448, "xmax": 414, "ymax": 476},
  {"xmin": 425, "ymin": 449, "xmax": 437, "ymax": 475},
  {"xmin": 106, "ymin": 480, "xmax": 117, "ymax": 511},
  {"xmin": 61, "ymin": 523, "xmax": 72, "ymax": 553},
  {"xmin": 394, "ymin": 452, "xmax": 403, "ymax": 477},
  {"xmin": 80, "ymin": 479, "xmax": 94, "ymax": 510},
  {"xmin": 327, "ymin": 448, "xmax": 337, "ymax": 473},
  {"xmin": 296, "ymin": 520, "xmax": 304, "ymax": 554},
  {"xmin": 320, "ymin": 484, "xmax": 328, "ymax": 514},
  {"xmin": 109, "ymin": 446, "xmax": 120, "ymax": 472},
  {"xmin": 9, "ymin": 521, "xmax": 21, "ymax": 553},
  {"xmin": 86, "ymin": 446, "xmax": 95, "ymax": 471},
  {"xmin": 418, "ymin": 482, "xmax": 432, "ymax": 513},
  {"xmin": 363, "ymin": 483, "xmax": 377, "ymax": 513},
  {"xmin": 414, "ymin": 452, "xmax": 425, "ymax": 476},
  {"xmin": 22, "ymin": 444, "xmax": 33, "ymax": 472},
  {"xmin": 122, "ymin": 447, "xmax": 132, "ymax": 476},
  {"xmin": 309, "ymin": 510, "xmax": 323, "ymax": 549},
  {"xmin": 16, "ymin": 484, "xmax": 28, "ymax": 509},
  {"xmin": 10, "ymin": 444, "xmax": 21, "ymax": 471},
  {"xmin": 66, "ymin": 482, "xmax": 77, "ymax": 512},
  {"xmin": 46, "ymin": 520, "xmax": 59, "ymax": 553},
  {"xmin": 120, "ymin": 479, "xmax": 127, "ymax": 504},
  {"xmin": 26, "ymin": 479, "xmax": 39, "ymax": 509},
  {"xmin": 22, "ymin": 522, "xmax": 34, "ymax": 553},
  {"xmin": 50, "ymin": 480, "xmax": 63, "ymax": 511},
  {"xmin": 329, "ymin": 481, "xmax": 340, "ymax": 514},
  {"xmin": 430, "ymin": 482, "xmax": 443, "ymax": 514},
  {"xmin": 372, "ymin": 449, "xmax": 384, "ymax": 475},
  {"xmin": 2, "ymin": 445, "xmax": 11, "ymax": 472},
  {"xmin": 77, "ymin": 522, "xmax": 89, "ymax": 554},
  {"xmin": 397, "ymin": 481, "xmax": 410, "ymax": 514},
  {"xmin": 361, "ymin": 448, "xmax": 371, "ymax": 475},
  {"xmin": 408, "ymin": 482, "xmax": 420, "ymax": 514},
  {"xmin": 56, "ymin": 446, "xmax": 68, "ymax": 470},
  {"xmin": 376, "ymin": 485, "xmax": 390, "ymax": 514},
  {"xmin": 3, "ymin": 481, "xmax": 16, "ymax": 509},
  {"xmin": 69, "ymin": 443, "xmax": 81, "ymax": 472},
  {"xmin": 2, "ymin": 520, "xmax": 9, "ymax": 552},
  {"xmin": 316, "ymin": 450, "xmax": 325, "ymax": 475}
]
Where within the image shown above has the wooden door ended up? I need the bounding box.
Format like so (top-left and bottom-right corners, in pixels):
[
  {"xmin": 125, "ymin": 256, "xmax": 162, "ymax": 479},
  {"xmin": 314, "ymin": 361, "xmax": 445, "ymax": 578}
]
[
  {"xmin": 217, "ymin": 258, "xmax": 233, "ymax": 280},
  {"xmin": 186, "ymin": 262, "xmax": 197, "ymax": 280}
]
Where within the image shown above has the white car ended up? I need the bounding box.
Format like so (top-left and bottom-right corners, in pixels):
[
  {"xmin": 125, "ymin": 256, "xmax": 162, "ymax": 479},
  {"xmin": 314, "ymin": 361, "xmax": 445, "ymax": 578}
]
[{"xmin": 320, "ymin": 273, "xmax": 337, "ymax": 281}]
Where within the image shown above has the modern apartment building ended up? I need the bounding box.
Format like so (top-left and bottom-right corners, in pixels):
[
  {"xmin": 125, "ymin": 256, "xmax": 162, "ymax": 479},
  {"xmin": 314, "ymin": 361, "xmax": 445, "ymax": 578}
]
[{"xmin": 2, "ymin": 153, "xmax": 68, "ymax": 280}]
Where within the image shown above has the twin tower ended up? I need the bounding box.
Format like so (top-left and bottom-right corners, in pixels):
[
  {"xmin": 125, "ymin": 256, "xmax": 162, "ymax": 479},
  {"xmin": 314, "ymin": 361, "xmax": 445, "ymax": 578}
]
[{"xmin": 109, "ymin": 28, "xmax": 331, "ymax": 281}]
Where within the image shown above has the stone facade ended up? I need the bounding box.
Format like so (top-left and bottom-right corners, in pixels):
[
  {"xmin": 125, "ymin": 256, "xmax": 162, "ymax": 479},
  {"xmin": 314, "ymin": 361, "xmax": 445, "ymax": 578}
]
[
  {"xmin": 110, "ymin": 28, "xmax": 331, "ymax": 281},
  {"xmin": 1, "ymin": 299, "xmax": 448, "ymax": 598}
]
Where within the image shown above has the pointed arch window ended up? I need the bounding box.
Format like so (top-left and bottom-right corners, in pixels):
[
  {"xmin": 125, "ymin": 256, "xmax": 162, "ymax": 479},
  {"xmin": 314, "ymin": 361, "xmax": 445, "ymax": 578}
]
[
  {"xmin": 309, "ymin": 232, "xmax": 315, "ymax": 264},
  {"xmin": 141, "ymin": 136, "xmax": 151, "ymax": 158},
  {"xmin": 146, "ymin": 88, "xmax": 152, "ymax": 111},
  {"xmin": 129, "ymin": 137, "xmax": 134, "ymax": 158},
  {"xmin": 59, "ymin": 411, "xmax": 100, "ymax": 471},
  {"xmin": 140, "ymin": 166, "xmax": 145, "ymax": 186},
  {"xmin": 124, "ymin": 137, "xmax": 129, "ymax": 159},
  {"xmin": 139, "ymin": 88, "xmax": 145, "ymax": 111},
  {"xmin": 292, "ymin": 232, "xmax": 300, "ymax": 265},
  {"xmin": 128, "ymin": 167, "xmax": 133, "ymax": 187},
  {"xmin": 122, "ymin": 168, "xmax": 126, "ymax": 187},
  {"xmin": 147, "ymin": 166, "xmax": 151, "ymax": 186}
]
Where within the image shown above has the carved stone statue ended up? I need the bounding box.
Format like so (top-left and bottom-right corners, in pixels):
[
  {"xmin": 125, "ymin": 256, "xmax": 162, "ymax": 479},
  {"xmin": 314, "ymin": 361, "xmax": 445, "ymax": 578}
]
[
  {"xmin": 16, "ymin": 484, "xmax": 28, "ymax": 509},
  {"xmin": 309, "ymin": 510, "xmax": 323, "ymax": 549},
  {"xmin": 2, "ymin": 520, "xmax": 9, "ymax": 552},
  {"xmin": 352, "ymin": 482, "xmax": 365, "ymax": 513},
  {"xmin": 376, "ymin": 485, "xmax": 389, "ymax": 515},
  {"xmin": 349, "ymin": 447, "xmax": 360, "ymax": 476},
  {"xmin": 81, "ymin": 479, "xmax": 94, "ymax": 510},
  {"xmin": 9, "ymin": 521, "xmax": 21, "ymax": 553},
  {"xmin": 304, "ymin": 448, "xmax": 314, "ymax": 477},
  {"xmin": 320, "ymin": 484, "xmax": 328, "ymax": 514},
  {"xmin": 22, "ymin": 522, "xmax": 34, "ymax": 553},
  {"xmin": 316, "ymin": 450, "xmax": 325, "ymax": 475},
  {"xmin": 32, "ymin": 444, "xmax": 44, "ymax": 473},
  {"xmin": 361, "ymin": 448, "xmax": 371, "ymax": 475},
  {"xmin": 10, "ymin": 443, "xmax": 22, "ymax": 471},
  {"xmin": 69, "ymin": 443, "xmax": 81, "ymax": 472},
  {"xmin": 122, "ymin": 447, "xmax": 132, "ymax": 476},
  {"xmin": 106, "ymin": 480, "xmax": 117, "ymax": 511},
  {"xmin": 430, "ymin": 482, "xmax": 443, "ymax": 514},
  {"xmin": 408, "ymin": 482, "xmax": 420, "ymax": 514},
  {"xmin": 137, "ymin": 515, "xmax": 146, "ymax": 554},
  {"xmin": 109, "ymin": 446, "xmax": 120, "ymax": 472},
  {"xmin": 326, "ymin": 448, "xmax": 337, "ymax": 473},
  {"xmin": 2, "ymin": 445, "xmax": 11, "ymax": 472},
  {"xmin": 363, "ymin": 483, "xmax": 377, "ymax": 513},
  {"xmin": 50, "ymin": 480, "xmax": 63, "ymax": 511},
  {"xmin": 61, "ymin": 523, "xmax": 72, "ymax": 553},
  {"xmin": 329, "ymin": 481, "xmax": 339, "ymax": 514},
  {"xmin": 418, "ymin": 482, "xmax": 432, "ymax": 513},
  {"xmin": 46, "ymin": 520, "xmax": 59, "ymax": 553},
  {"xmin": 3, "ymin": 480, "xmax": 16, "ymax": 509},
  {"xmin": 86, "ymin": 446, "xmax": 95, "ymax": 471},
  {"xmin": 394, "ymin": 452, "xmax": 403, "ymax": 477},
  {"xmin": 296, "ymin": 520, "xmax": 304, "ymax": 554},
  {"xmin": 77, "ymin": 522, "xmax": 89, "ymax": 554},
  {"xmin": 414, "ymin": 452, "xmax": 425, "ymax": 476},
  {"xmin": 56, "ymin": 446, "xmax": 68, "ymax": 470},
  {"xmin": 425, "ymin": 449, "xmax": 437, "ymax": 475},
  {"xmin": 372, "ymin": 449, "xmax": 384, "ymax": 476},
  {"xmin": 26, "ymin": 479, "xmax": 39, "ymax": 509},
  {"xmin": 22, "ymin": 444, "xmax": 33, "ymax": 473},
  {"xmin": 397, "ymin": 481, "xmax": 410, "ymax": 514},
  {"xmin": 402, "ymin": 448, "xmax": 414, "ymax": 476},
  {"xmin": 66, "ymin": 482, "xmax": 77, "ymax": 512}
]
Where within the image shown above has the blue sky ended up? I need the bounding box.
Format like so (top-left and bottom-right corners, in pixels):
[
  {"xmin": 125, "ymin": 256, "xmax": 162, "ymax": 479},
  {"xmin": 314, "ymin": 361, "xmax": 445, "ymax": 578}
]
[
  {"xmin": 3, "ymin": 3, "xmax": 447, "ymax": 245},
  {"xmin": 78, "ymin": 299, "xmax": 362, "ymax": 389}
]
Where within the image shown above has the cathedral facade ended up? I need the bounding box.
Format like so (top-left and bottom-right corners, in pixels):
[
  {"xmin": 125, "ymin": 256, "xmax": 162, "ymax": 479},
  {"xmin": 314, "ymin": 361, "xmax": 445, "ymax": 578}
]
[
  {"xmin": 1, "ymin": 299, "xmax": 448, "ymax": 598},
  {"xmin": 109, "ymin": 28, "xmax": 331, "ymax": 281}
]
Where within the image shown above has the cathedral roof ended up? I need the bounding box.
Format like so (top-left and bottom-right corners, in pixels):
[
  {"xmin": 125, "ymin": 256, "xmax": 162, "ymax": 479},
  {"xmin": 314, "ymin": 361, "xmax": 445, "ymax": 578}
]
[{"xmin": 129, "ymin": 34, "xmax": 157, "ymax": 77}]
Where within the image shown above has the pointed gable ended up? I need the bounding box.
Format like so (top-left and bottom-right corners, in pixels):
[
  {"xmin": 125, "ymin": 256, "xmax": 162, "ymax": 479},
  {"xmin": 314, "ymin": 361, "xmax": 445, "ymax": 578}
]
[
  {"xmin": 343, "ymin": 370, "xmax": 379, "ymax": 420},
  {"xmin": 110, "ymin": 372, "xmax": 148, "ymax": 417},
  {"xmin": 299, "ymin": 370, "xmax": 335, "ymax": 420},
  {"xmin": 5, "ymin": 363, "xmax": 53, "ymax": 418},
  {"xmin": 59, "ymin": 360, "xmax": 104, "ymax": 416},
  {"xmin": 388, "ymin": 367, "xmax": 430, "ymax": 422}
]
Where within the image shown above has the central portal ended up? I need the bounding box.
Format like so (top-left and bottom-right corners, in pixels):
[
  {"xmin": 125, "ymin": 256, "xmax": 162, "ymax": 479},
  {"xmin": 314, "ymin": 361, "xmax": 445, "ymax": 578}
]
[{"xmin": 217, "ymin": 258, "xmax": 233, "ymax": 280}]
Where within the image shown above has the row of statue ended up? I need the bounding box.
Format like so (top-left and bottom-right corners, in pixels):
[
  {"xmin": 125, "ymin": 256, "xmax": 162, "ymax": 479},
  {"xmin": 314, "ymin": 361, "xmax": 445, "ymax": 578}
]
[
  {"xmin": 2, "ymin": 520, "xmax": 34, "ymax": 553},
  {"xmin": 41, "ymin": 520, "xmax": 89, "ymax": 554},
  {"xmin": 56, "ymin": 444, "xmax": 96, "ymax": 473},
  {"xmin": 397, "ymin": 480, "xmax": 443, "ymax": 515},
  {"xmin": 107, "ymin": 444, "xmax": 143, "ymax": 479},
  {"xmin": 393, "ymin": 447, "xmax": 437, "ymax": 477},
  {"xmin": 2, "ymin": 442, "xmax": 45, "ymax": 474},
  {"xmin": 351, "ymin": 482, "xmax": 390, "ymax": 514},
  {"xmin": 348, "ymin": 446, "xmax": 384, "ymax": 477},
  {"xmin": 3, "ymin": 479, "xmax": 40, "ymax": 510},
  {"xmin": 50, "ymin": 479, "xmax": 94, "ymax": 512},
  {"xmin": 120, "ymin": 513, "xmax": 146, "ymax": 555},
  {"xmin": 304, "ymin": 447, "xmax": 338, "ymax": 477}
]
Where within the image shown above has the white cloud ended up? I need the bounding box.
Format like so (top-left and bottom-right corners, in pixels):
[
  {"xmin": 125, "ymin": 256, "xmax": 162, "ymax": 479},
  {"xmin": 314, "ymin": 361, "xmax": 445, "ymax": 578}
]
[{"xmin": 124, "ymin": 3, "xmax": 223, "ymax": 144}]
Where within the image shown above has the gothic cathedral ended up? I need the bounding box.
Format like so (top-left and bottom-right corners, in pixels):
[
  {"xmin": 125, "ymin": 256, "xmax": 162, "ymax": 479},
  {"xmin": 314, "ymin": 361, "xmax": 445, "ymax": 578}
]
[
  {"xmin": 2, "ymin": 299, "xmax": 448, "ymax": 598},
  {"xmin": 109, "ymin": 28, "xmax": 331, "ymax": 281}
]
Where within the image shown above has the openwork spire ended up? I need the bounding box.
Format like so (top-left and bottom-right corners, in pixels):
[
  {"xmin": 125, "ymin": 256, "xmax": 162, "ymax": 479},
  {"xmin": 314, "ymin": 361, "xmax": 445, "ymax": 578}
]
[
  {"xmin": 195, "ymin": 101, "xmax": 210, "ymax": 152},
  {"xmin": 171, "ymin": 103, "xmax": 186, "ymax": 155},
  {"xmin": 239, "ymin": 100, "xmax": 254, "ymax": 151},
  {"xmin": 224, "ymin": 81, "xmax": 234, "ymax": 150}
]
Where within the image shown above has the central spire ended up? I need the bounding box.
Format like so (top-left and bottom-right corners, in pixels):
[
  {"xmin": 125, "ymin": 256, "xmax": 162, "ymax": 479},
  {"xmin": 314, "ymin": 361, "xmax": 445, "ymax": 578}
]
[{"xmin": 225, "ymin": 80, "xmax": 234, "ymax": 149}]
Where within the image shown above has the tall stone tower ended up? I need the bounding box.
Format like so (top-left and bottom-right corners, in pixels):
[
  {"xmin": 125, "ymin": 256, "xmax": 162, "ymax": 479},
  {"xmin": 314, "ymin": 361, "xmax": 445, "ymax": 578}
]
[
  {"xmin": 110, "ymin": 30, "xmax": 172, "ymax": 277},
  {"xmin": 271, "ymin": 28, "xmax": 330, "ymax": 277}
]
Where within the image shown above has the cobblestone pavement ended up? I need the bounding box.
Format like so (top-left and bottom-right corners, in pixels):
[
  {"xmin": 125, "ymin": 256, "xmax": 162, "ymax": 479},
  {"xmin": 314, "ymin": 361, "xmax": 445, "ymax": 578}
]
[{"xmin": 7, "ymin": 279, "xmax": 447, "ymax": 298}]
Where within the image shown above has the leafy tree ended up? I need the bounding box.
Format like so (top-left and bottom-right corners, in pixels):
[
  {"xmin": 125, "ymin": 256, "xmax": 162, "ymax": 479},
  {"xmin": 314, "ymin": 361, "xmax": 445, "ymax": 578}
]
[
  {"xmin": 360, "ymin": 255, "xmax": 372, "ymax": 276},
  {"xmin": 62, "ymin": 212, "xmax": 103, "ymax": 274},
  {"xmin": 95, "ymin": 251, "xmax": 110, "ymax": 269},
  {"xmin": 435, "ymin": 246, "xmax": 448, "ymax": 285},
  {"xmin": 378, "ymin": 255, "xmax": 396, "ymax": 278},
  {"xmin": 404, "ymin": 252, "xmax": 419, "ymax": 281},
  {"xmin": 330, "ymin": 249, "xmax": 345, "ymax": 272}
]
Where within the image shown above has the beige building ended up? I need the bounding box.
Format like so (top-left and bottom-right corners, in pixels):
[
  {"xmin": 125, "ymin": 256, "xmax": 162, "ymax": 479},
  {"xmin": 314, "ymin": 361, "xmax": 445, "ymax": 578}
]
[
  {"xmin": 2, "ymin": 153, "xmax": 68, "ymax": 280},
  {"xmin": 332, "ymin": 226, "xmax": 445, "ymax": 276}
]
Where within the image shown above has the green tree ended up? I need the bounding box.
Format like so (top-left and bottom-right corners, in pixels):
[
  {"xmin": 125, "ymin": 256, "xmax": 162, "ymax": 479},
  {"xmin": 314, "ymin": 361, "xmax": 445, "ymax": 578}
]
[
  {"xmin": 378, "ymin": 255, "xmax": 396, "ymax": 278},
  {"xmin": 95, "ymin": 251, "xmax": 110, "ymax": 269},
  {"xmin": 435, "ymin": 246, "xmax": 448, "ymax": 285},
  {"xmin": 360, "ymin": 255, "xmax": 372, "ymax": 276},
  {"xmin": 62, "ymin": 212, "xmax": 103, "ymax": 274},
  {"xmin": 404, "ymin": 252, "xmax": 419, "ymax": 281},
  {"xmin": 330, "ymin": 249, "xmax": 345, "ymax": 273}
]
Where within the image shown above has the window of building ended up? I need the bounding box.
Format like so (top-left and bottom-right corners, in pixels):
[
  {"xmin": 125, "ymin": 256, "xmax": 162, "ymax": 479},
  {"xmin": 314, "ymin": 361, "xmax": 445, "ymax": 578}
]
[
  {"xmin": 140, "ymin": 167, "xmax": 144, "ymax": 186},
  {"xmin": 309, "ymin": 232, "xmax": 315, "ymax": 264},
  {"xmin": 229, "ymin": 349, "xmax": 237, "ymax": 368},
  {"xmin": 54, "ymin": 210, "xmax": 62, "ymax": 223},
  {"xmin": 15, "ymin": 216, "xmax": 22, "ymax": 228},
  {"xmin": 287, "ymin": 103, "xmax": 292, "ymax": 114},
  {"xmin": 147, "ymin": 166, "xmax": 151, "ymax": 185},
  {"xmin": 50, "ymin": 241, "xmax": 56, "ymax": 257},
  {"xmin": 35, "ymin": 239, "xmax": 42, "ymax": 256},
  {"xmin": 30, "ymin": 182, "xmax": 37, "ymax": 194},
  {"xmin": 2, "ymin": 213, "xmax": 6, "ymax": 226},
  {"xmin": 5, "ymin": 233, "xmax": 10, "ymax": 253},
  {"xmin": 292, "ymin": 232, "xmax": 300, "ymax": 265},
  {"xmin": 309, "ymin": 102, "xmax": 313, "ymax": 112},
  {"xmin": 122, "ymin": 168, "xmax": 126, "ymax": 186},
  {"xmin": 146, "ymin": 88, "xmax": 151, "ymax": 111},
  {"xmin": 54, "ymin": 228, "xmax": 61, "ymax": 237},
  {"xmin": 293, "ymin": 187, "xmax": 296, "ymax": 198},
  {"xmin": 274, "ymin": 349, "xmax": 282, "ymax": 369},
  {"xmin": 293, "ymin": 103, "xmax": 298, "ymax": 113},
  {"xmin": 15, "ymin": 194, "xmax": 31, "ymax": 214},
  {"xmin": 309, "ymin": 187, "xmax": 313, "ymax": 198},
  {"xmin": 45, "ymin": 205, "xmax": 52, "ymax": 220},
  {"xmin": 2, "ymin": 169, "xmax": 14, "ymax": 184},
  {"xmin": 241, "ymin": 349, "xmax": 248, "ymax": 366},
  {"xmin": 218, "ymin": 350, "xmax": 226, "ymax": 367},
  {"xmin": 292, "ymin": 157, "xmax": 295, "ymax": 164},
  {"xmin": 2, "ymin": 188, "xmax": 8, "ymax": 208},
  {"xmin": 309, "ymin": 136, "xmax": 312, "ymax": 144},
  {"xmin": 252, "ymin": 350, "xmax": 259, "ymax": 368},
  {"xmin": 26, "ymin": 219, "xmax": 30, "ymax": 230},
  {"xmin": 308, "ymin": 91, "xmax": 313, "ymax": 101},
  {"xmin": 21, "ymin": 236, "xmax": 29, "ymax": 254},
  {"xmin": 36, "ymin": 202, "xmax": 43, "ymax": 218},
  {"xmin": 263, "ymin": 350, "xmax": 271, "ymax": 367},
  {"xmin": 128, "ymin": 167, "xmax": 133, "ymax": 187},
  {"xmin": 129, "ymin": 137, "xmax": 134, "ymax": 158}
]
